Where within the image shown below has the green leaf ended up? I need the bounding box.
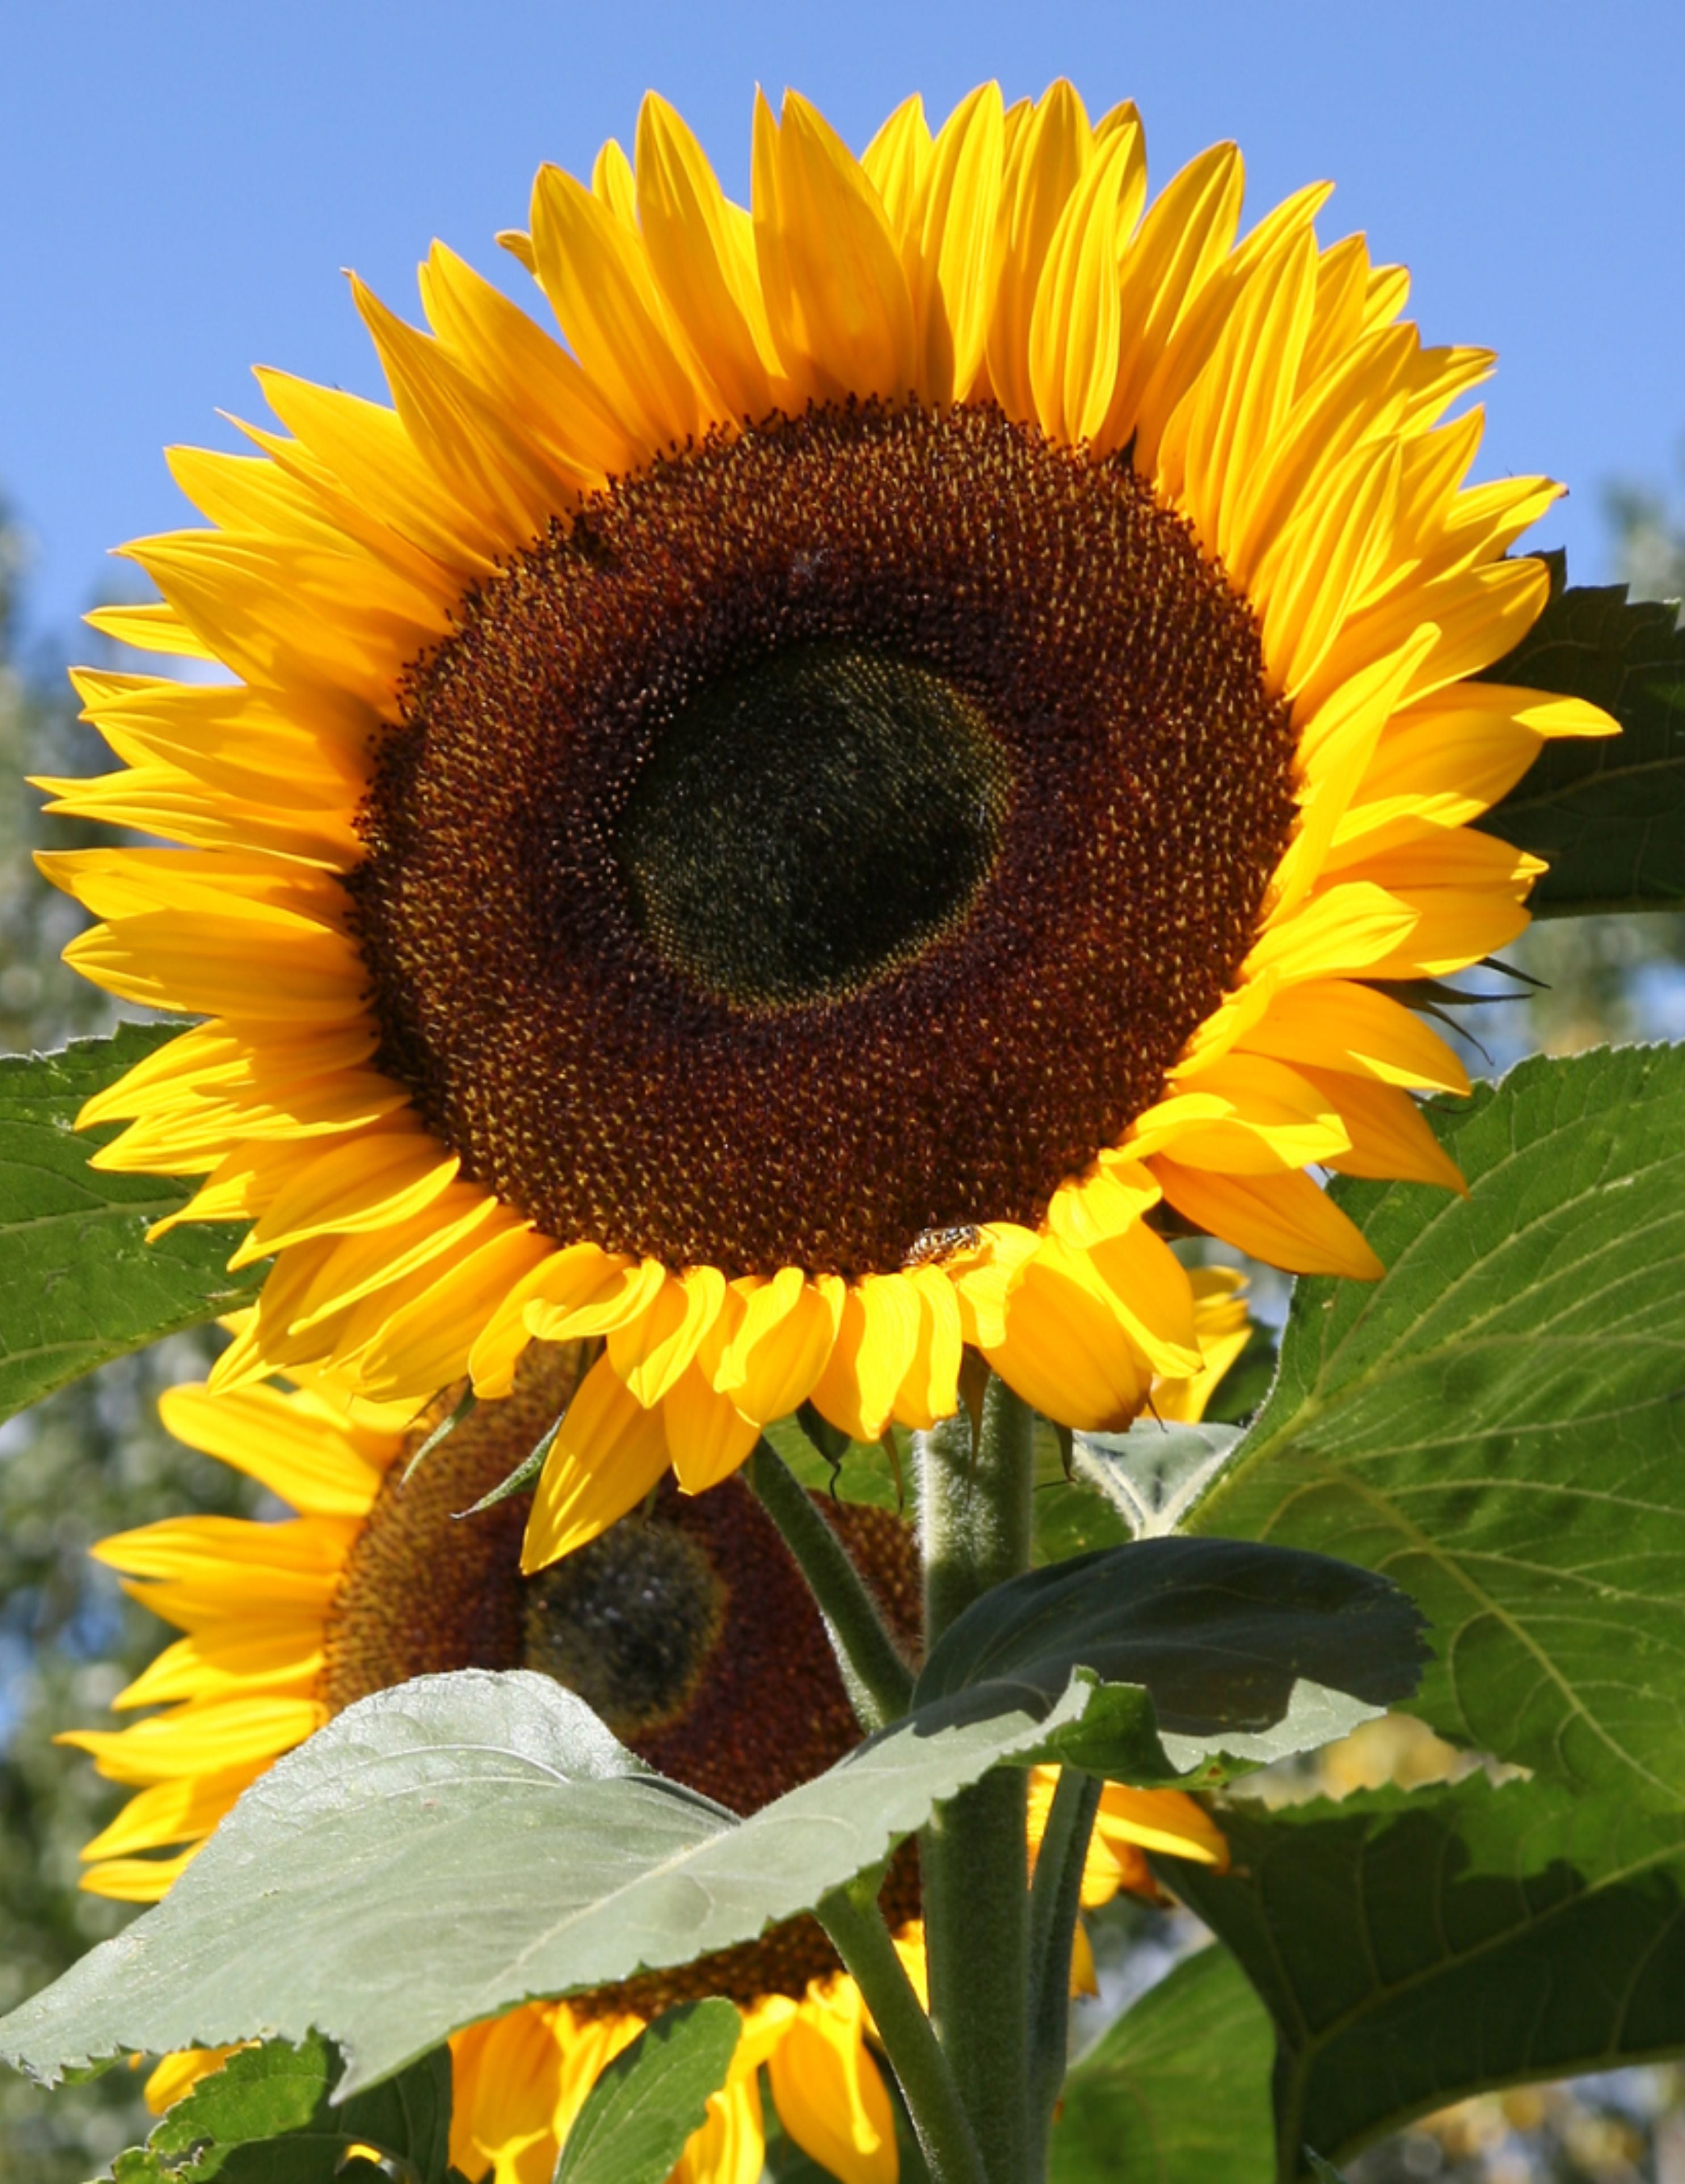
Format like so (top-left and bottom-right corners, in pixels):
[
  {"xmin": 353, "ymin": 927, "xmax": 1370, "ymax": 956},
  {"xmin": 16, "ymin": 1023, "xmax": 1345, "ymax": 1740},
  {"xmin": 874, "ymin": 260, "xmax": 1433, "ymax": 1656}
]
[
  {"xmin": 913, "ymin": 1536, "xmax": 1427, "ymax": 1781},
  {"xmin": 1190, "ymin": 1043, "xmax": 1685, "ymax": 1807},
  {"xmin": 0, "ymin": 1663, "xmax": 1098, "ymax": 2097},
  {"xmin": 1166, "ymin": 1776, "xmax": 1685, "ymax": 2178},
  {"xmin": 1050, "ymin": 1946, "xmax": 1274, "ymax": 2183},
  {"xmin": 1302, "ymin": 2158, "xmax": 1350, "ymax": 2183},
  {"xmin": 109, "ymin": 2033, "xmax": 457, "ymax": 2181},
  {"xmin": 552, "ymin": 2000, "xmax": 740, "ymax": 2184},
  {"xmin": 0, "ymin": 1024, "xmax": 264, "ymax": 1420},
  {"xmin": 1481, "ymin": 571, "xmax": 1685, "ymax": 913},
  {"xmin": 1069, "ymin": 1422, "xmax": 1245, "ymax": 1538},
  {"xmin": 761, "ymin": 1414, "xmax": 904, "ymax": 1513}
]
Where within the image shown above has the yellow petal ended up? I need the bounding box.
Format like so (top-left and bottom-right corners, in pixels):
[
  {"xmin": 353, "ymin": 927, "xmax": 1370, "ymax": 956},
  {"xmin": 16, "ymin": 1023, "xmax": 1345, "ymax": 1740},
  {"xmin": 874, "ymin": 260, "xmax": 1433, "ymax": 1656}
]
[
  {"xmin": 59, "ymin": 1696, "xmax": 326, "ymax": 1786},
  {"xmin": 663, "ymin": 1361, "xmax": 761, "ymax": 1496},
  {"xmin": 715, "ymin": 1268, "xmax": 845, "ymax": 1422},
  {"xmin": 1028, "ymin": 125, "xmax": 1136, "ymax": 446},
  {"xmin": 1101, "ymin": 141, "xmax": 1245, "ymax": 461},
  {"xmin": 987, "ymin": 79, "xmax": 1093, "ymax": 423},
  {"xmin": 768, "ymin": 1983, "xmax": 898, "ymax": 2184},
  {"xmin": 529, "ymin": 159, "xmax": 705, "ymax": 453},
  {"xmin": 810, "ymin": 1274, "xmax": 923, "ymax": 1444},
  {"xmin": 910, "ymin": 81, "xmax": 1006, "ymax": 402},
  {"xmin": 753, "ymin": 89, "xmax": 918, "ymax": 404},
  {"xmin": 229, "ymin": 1129, "xmax": 459, "ymax": 1266},
  {"xmin": 675, "ymin": 2071, "xmax": 765, "ymax": 2184},
  {"xmin": 860, "ymin": 92, "xmax": 933, "ymax": 244},
  {"xmin": 81, "ymin": 1770, "xmax": 250, "ymax": 1863},
  {"xmin": 525, "ymin": 1254, "xmax": 667, "ymax": 1345},
  {"xmin": 1304, "ymin": 1069, "xmax": 1467, "ymax": 1194},
  {"xmin": 155, "ymin": 1382, "xmax": 394, "ymax": 1516},
  {"xmin": 984, "ymin": 1235, "xmax": 1152, "ymax": 1431},
  {"xmin": 339, "ymin": 1219, "xmax": 553, "ymax": 1405},
  {"xmin": 1236, "ymin": 977, "xmax": 1469, "ymax": 1097},
  {"xmin": 114, "ymin": 1628, "xmax": 322, "ymax": 1710},
  {"xmin": 635, "ymin": 94, "xmax": 781, "ymax": 421},
  {"xmin": 468, "ymin": 1242, "xmax": 632, "ymax": 1398},
  {"xmin": 606, "ymin": 1265, "xmax": 728, "ymax": 1408},
  {"xmin": 521, "ymin": 1353, "xmax": 673, "ymax": 1570},
  {"xmin": 893, "ymin": 1266, "xmax": 964, "ymax": 1430},
  {"xmin": 1152, "ymin": 1158, "xmax": 1384, "ymax": 1280}
]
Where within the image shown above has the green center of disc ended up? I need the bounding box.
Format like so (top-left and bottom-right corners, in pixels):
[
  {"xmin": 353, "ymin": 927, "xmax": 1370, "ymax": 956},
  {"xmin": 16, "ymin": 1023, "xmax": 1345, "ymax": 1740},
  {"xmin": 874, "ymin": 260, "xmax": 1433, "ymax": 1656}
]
[
  {"xmin": 616, "ymin": 641, "xmax": 1012, "ymax": 1010},
  {"xmin": 521, "ymin": 1520, "xmax": 725, "ymax": 1739}
]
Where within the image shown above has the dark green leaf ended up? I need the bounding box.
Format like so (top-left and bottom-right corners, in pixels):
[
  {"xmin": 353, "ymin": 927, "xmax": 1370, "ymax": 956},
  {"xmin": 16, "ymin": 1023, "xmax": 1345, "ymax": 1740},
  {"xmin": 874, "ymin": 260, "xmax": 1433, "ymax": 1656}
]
[
  {"xmin": 1050, "ymin": 1946, "xmax": 1273, "ymax": 2184},
  {"xmin": 1481, "ymin": 574, "xmax": 1685, "ymax": 913},
  {"xmin": 552, "ymin": 2001, "xmax": 740, "ymax": 2184},
  {"xmin": 1167, "ymin": 1777, "xmax": 1685, "ymax": 2177},
  {"xmin": 0, "ymin": 1663, "xmax": 1097, "ymax": 2097},
  {"xmin": 794, "ymin": 1401, "xmax": 850, "ymax": 1469},
  {"xmin": 913, "ymin": 1536, "xmax": 1427, "ymax": 1781},
  {"xmin": 0, "ymin": 1025, "xmax": 264, "ymax": 1420},
  {"xmin": 108, "ymin": 2034, "xmax": 456, "ymax": 2181},
  {"xmin": 1200, "ymin": 1322, "xmax": 1280, "ymax": 1426},
  {"xmin": 1190, "ymin": 1044, "xmax": 1685, "ymax": 1807},
  {"xmin": 1303, "ymin": 2158, "xmax": 1350, "ymax": 2183}
]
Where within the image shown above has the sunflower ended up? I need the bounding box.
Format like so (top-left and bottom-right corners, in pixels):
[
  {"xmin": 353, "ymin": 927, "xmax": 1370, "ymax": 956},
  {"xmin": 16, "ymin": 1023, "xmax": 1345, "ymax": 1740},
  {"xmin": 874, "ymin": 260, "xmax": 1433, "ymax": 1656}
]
[
  {"xmin": 43, "ymin": 81, "xmax": 1614, "ymax": 1561},
  {"xmin": 68, "ymin": 1353, "xmax": 1227, "ymax": 2184}
]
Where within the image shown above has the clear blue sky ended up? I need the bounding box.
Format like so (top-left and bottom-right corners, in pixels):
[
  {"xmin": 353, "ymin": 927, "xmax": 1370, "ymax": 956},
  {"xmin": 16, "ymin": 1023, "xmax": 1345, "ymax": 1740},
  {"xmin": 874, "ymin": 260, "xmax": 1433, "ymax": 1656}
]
[{"xmin": 2, "ymin": 1, "xmax": 1679, "ymax": 649}]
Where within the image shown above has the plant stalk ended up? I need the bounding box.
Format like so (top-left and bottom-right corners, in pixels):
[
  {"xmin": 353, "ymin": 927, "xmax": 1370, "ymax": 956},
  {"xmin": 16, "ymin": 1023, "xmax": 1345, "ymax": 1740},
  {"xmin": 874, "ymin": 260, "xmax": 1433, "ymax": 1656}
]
[
  {"xmin": 1025, "ymin": 1765, "xmax": 1102, "ymax": 2165},
  {"xmin": 918, "ymin": 1374, "xmax": 1037, "ymax": 2184},
  {"xmin": 818, "ymin": 1877, "xmax": 988, "ymax": 2184},
  {"xmin": 746, "ymin": 1438, "xmax": 915, "ymax": 1728}
]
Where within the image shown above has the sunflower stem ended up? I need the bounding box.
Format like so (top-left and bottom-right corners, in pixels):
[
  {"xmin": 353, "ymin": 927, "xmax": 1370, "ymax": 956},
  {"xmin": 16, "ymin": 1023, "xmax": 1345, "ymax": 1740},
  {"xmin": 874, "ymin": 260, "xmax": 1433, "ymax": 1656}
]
[
  {"xmin": 818, "ymin": 1876, "xmax": 988, "ymax": 2184},
  {"xmin": 918, "ymin": 1375, "xmax": 1036, "ymax": 2184},
  {"xmin": 1025, "ymin": 1766, "xmax": 1102, "ymax": 2168},
  {"xmin": 745, "ymin": 1439, "xmax": 915, "ymax": 1728}
]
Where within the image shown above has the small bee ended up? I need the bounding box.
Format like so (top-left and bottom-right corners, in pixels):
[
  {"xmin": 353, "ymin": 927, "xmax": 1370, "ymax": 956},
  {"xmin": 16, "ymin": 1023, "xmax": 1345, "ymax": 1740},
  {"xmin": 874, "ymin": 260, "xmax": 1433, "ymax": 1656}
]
[{"xmin": 902, "ymin": 1224, "xmax": 983, "ymax": 1270}]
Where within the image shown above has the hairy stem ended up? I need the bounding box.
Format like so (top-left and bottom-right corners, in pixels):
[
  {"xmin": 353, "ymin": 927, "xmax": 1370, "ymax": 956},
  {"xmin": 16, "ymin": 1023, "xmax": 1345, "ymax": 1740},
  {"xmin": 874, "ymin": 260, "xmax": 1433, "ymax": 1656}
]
[
  {"xmin": 1026, "ymin": 1766, "xmax": 1102, "ymax": 2169},
  {"xmin": 918, "ymin": 1374, "xmax": 1037, "ymax": 2184},
  {"xmin": 819, "ymin": 1877, "xmax": 988, "ymax": 2184},
  {"xmin": 746, "ymin": 1439, "xmax": 915, "ymax": 1728}
]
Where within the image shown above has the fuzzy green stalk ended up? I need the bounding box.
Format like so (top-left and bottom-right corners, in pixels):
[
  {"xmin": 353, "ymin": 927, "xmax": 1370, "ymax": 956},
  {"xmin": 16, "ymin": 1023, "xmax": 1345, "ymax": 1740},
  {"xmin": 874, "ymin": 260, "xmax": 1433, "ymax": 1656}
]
[
  {"xmin": 919, "ymin": 1373, "xmax": 1037, "ymax": 2184},
  {"xmin": 819, "ymin": 1875, "xmax": 988, "ymax": 2184},
  {"xmin": 1026, "ymin": 1765, "xmax": 1102, "ymax": 2166},
  {"xmin": 746, "ymin": 1439, "xmax": 915, "ymax": 1727}
]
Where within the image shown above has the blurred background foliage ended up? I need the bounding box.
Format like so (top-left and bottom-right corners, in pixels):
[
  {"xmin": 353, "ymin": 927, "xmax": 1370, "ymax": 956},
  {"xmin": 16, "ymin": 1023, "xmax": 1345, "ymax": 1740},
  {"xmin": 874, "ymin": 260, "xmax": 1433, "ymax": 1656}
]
[{"xmin": 0, "ymin": 463, "xmax": 1682, "ymax": 2181}]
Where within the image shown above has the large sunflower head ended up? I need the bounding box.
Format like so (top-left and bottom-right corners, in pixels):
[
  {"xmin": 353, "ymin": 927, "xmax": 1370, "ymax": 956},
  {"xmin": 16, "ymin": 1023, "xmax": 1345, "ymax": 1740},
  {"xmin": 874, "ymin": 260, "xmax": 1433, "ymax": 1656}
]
[
  {"xmin": 44, "ymin": 81, "xmax": 1615, "ymax": 1550},
  {"xmin": 70, "ymin": 1361, "xmax": 1225, "ymax": 2184}
]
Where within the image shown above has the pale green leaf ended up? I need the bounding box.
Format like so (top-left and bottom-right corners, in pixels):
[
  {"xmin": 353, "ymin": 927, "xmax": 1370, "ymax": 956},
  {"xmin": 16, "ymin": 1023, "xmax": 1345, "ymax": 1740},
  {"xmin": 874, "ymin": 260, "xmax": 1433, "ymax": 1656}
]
[{"xmin": 0, "ymin": 1664, "xmax": 1095, "ymax": 2097}]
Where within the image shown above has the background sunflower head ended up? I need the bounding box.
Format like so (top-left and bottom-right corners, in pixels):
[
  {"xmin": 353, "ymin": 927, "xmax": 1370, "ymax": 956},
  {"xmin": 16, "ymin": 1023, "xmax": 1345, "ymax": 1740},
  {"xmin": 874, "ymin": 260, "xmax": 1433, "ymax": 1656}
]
[{"xmin": 69, "ymin": 1363, "xmax": 1225, "ymax": 2184}]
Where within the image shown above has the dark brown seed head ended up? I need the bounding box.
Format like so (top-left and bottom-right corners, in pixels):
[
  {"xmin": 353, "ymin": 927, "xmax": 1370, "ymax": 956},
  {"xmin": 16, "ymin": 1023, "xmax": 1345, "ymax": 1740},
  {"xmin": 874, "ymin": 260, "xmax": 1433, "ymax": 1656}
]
[{"xmin": 350, "ymin": 398, "xmax": 1295, "ymax": 1279}]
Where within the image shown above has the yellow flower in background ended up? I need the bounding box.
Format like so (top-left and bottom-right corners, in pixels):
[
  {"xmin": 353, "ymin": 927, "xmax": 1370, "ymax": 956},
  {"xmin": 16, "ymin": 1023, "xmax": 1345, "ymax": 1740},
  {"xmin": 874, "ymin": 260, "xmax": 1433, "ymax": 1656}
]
[
  {"xmin": 41, "ymin": 82, "xmax": 1615, "ymax": 1558},
  {"xmin": 70, "ymin": 1364, "xmax": 1226, "ymax": 2184}
]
